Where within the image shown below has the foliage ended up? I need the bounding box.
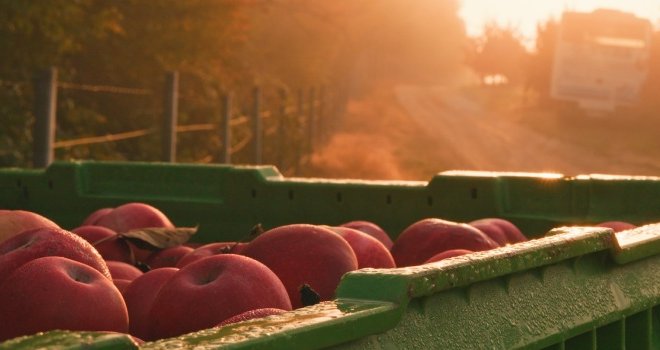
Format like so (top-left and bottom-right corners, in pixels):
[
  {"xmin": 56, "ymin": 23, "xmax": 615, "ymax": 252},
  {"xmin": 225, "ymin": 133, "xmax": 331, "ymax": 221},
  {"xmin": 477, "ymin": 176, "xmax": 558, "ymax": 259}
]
[
  {"xmin": 1, "ymin": 1, "xmax": 467, "ymax": 168},
  {"xmin": 466, "ymin": 23, "xmax": 528, "ymax": 85},
  {"xmin": 525, "ymin": 19, "xmax": 558, "ymax": 104},
  {"xmin": 0, "ymin": 0, "xmax": 117, "ymax": 166}
]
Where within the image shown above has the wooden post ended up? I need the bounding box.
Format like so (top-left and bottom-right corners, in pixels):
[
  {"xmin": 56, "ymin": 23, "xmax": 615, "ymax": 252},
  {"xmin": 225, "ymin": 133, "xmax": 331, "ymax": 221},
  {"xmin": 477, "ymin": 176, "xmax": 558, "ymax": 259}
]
[
  {"xmin": 33, "ymin": 67, "xmax": 58, "ymax": 168},
  {"xmin": 308, "ymin": 86, "xmax": 316, "ymax": 155},
  {"xmin": 294, "ymin": 88, "xmax": 305, "ymax": 172},
  {"xmin": 318, "ymin": 85, "xmax": 325, "ymax": 143},
  {"xmin": 277, "ymin": 88, "xmax": 287, "ymax": 169},
  {"xmin": 252, "ymin": 86, "xmax": 262, "ymax": 164},
  {"xmin": 162, "ymin": 71, "xmax": 178, "ymax": 162},
  {"xmin": 221, "ymin": 93, "xmax": 232, "ymax": 164}
]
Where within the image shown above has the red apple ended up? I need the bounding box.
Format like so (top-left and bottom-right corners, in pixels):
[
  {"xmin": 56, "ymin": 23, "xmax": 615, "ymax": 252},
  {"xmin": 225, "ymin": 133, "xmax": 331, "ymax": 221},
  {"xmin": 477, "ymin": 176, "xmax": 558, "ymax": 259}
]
[
  {"xmin": 81, "ymin": 208, "xmax": 113, "ymax": 226},
  {"xmin": 472, "ymin": 218, "xmax": 527, "ymax": 243},
  {"xmin": 106, "ymin": 261, "xmax": 143, "ymax": 281},
  {"xmin": 71, "ymin": 225, "xmax": 132, "ymax": 263},
  {"xmin": 0, "ymin": 210, "xmax": 60, "ymax": 243},
  {"xmin": 184, "ymin": 242, "xmax": 204, "ymax": 249},
  {"xmin": 0, "ymin": 256, "xmax": 129, "ymax": 342},
  {"xmin": 146, "ymin": 245, "xmax": 194, "ymax": 269},
  {"xmin": 217, "ymin": 308, "xmax": 287, "ymax": 327},
  {"xmin": 242, "ymin": 224, "xmax": 358, "ymax": 309},
  {"xmin": 340, "ymin": 220, "xmax": 393, "ymax": 249},
  {"xmin": 325, "ymin": 226, "xmax": 395, "ymax": 269},
  {"xmin": 94, "ymin": 203, "xmax": 175, "ymax": 264},
  {"xmin": 391, "ymin": 218, "xmax": 499, "ymax": 267},
  {"xmin": 95, "ymin": 202, "xmax": 174, "ymax": 234},
  {"xmin": 0, "ymin": 227, "xmax": 111, "ymax": 286},
  {"xmin": 147, "ymin": 254, "xmax": 292, "ymax": 340},
  {"xmin": 468, "ymin": 220, "xmax": 507, "ymax": 246},
  {"xmin": 123, "ymin": 267, "xmax": 179, "ymax": 340},
  {"xmin": 425, "ymin": 249, "xmax": 473, "ymax": 263},
  {"xmin": 175, "ymin": 242, "xmax": 244, "ymax": 268},
  {"xmin": 113, "ymin": 278, "xmax": 132, "ymax": 295},
  {"xmin": 596, "ymin": 221, "xmax": 636, "ymax": 232}
]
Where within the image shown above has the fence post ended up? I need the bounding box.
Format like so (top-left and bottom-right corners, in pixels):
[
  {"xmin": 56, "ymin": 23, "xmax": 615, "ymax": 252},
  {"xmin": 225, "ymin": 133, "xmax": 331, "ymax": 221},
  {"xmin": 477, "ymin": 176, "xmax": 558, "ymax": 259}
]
[
  {"xmin": 162, "ymin": 71, "xmax": 178, "ymax": 162},
  {"xmin": 252, "ymin": 86, "xmax": 262, "ymax": 164},
  {"xmin": 32, "ymin": 67, "xmax": 58, "ymax": 168},
  {"xmin": 308, "ymin": 86, "xmax": 316, "ymax": 155},
  {"xmin": 221, "ymin": 93, "xmax": 232, "ymax": 164},
  {"xmin": 318, "ymin": 85, "xmax": 325, "ymax": 143},
  {"xmin": 277, "ymin": 88, "xmax": 287, "ymax": 169},
  {"xmin": 294, "ymin": 88, "xmax": 305, "ymax": 172}
]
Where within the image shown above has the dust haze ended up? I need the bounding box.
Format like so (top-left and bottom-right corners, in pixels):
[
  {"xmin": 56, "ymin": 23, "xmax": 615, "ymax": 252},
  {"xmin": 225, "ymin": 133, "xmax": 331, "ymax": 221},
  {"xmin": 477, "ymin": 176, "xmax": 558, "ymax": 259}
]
[{"xmin": 304, "ymin": 84, "xmax": 660, "ymax": 181}]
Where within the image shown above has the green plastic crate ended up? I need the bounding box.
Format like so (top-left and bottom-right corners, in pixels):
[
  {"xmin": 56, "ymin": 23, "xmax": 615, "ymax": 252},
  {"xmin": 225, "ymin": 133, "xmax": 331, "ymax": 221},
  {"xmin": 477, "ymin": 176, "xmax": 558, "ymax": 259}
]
[{"xmin": 1, "ymin": 161, "xmax": 660, "ymax": 349}]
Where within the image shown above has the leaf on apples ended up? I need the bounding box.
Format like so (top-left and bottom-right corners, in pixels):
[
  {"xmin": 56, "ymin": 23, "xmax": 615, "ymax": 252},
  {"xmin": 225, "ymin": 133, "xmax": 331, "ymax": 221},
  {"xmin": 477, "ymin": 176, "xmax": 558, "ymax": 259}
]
[{"xmin": 120, "ymin": 226, "xmax": 198, "ymax": 250}]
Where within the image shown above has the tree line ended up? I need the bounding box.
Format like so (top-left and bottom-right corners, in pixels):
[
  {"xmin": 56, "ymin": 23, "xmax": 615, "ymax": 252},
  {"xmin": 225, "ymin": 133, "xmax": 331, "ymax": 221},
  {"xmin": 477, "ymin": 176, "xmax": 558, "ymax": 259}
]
[
  {"xmin": 3, "ymin": 1, "xmax": 658, "ymax": 169},
  {"xmin": 0, "ymin": 0, "xmax": 468, "ymax": 168}
]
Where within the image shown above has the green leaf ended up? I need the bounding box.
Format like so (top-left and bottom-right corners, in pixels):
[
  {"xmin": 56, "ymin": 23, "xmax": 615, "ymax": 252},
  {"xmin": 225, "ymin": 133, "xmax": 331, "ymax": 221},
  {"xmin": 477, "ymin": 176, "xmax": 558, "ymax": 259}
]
[{"xmin": 120, "ymin": 226, "xmax": 198, "ymax": 250}]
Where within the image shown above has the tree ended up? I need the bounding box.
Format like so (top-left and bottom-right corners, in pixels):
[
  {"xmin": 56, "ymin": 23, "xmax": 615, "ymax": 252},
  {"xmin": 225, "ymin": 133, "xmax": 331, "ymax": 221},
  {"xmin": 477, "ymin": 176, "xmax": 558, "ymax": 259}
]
[
  {"xmin": 0, "ymin": 0, "xmax": 118, "ymax": 166},
  {"xmin": 247, "ymin": 0, "xmax": 467, "ymax": 95},
  {"xmin": 525, "ymin": 19, "xmax": 558, "ymax": 104},
  {"xmin": 1, "ymin": 1, "xmax": 468, "ymax": 167},
  {"xmin": 466, "ymin": 23, "xmax": 528, "ymax": 86}
]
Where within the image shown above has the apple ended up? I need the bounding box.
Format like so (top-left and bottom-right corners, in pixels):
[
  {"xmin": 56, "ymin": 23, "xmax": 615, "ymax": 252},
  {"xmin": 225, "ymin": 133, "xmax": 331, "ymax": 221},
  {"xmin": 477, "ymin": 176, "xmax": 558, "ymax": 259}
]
[
  {"xmin": 106, "ymin": 260, "xmax": 143, "ymax": 281},
  {"xmin": 146, "ymin": 245, "xmax": 194, "ymax": 269},
  {"xmin": 95, "ymin": 202, "xmax": 174, "ymax": 234},
  {"xmin": 147, "ymin": 254, "xmax": 292, "ymax": 340},
  {"xmin": 340, "ymin": 220, "xmax": 393, "ymax": 249},
  {"xmin": 0, "ymin": 227, "xmax": 111, "ymax": 286},
  {"xmin": 175, "ymin": 242, "xmax": 245, "ymax": 268},
  {"xmin": 94, "ymin": 202, "xmax": 175, "ymax": 264},
  {"xmin": 472, "ymin": 218, "xmax": 527, "ymax": 243},
  {"xmin": 242, "ymin": 224, "xmax": 358, "ymax": 309},
  {"xmin": 391, "ymin": 218, "xmax": 499, "ymax": 267},
  {"xmin": 71, "ymin": 225, "xmax": 133, "ymax": 263},
  {"xmin": 184, "ymin": 242, "xmax": 204, "ymax": 249},
  {"xmin": 113, "ymin": 278, "xmax": 132, "ymax": 295},
  {"xmin": 217, "ymin": 308, "xmax": 287, "ymax": 327},
  {"xmin": 81, "ymin": 208, "xmax": 113, "ymax": 226},
  {"xmin": 0, "ymin": 256, "xmax": 129, "ymax": 342},
  {"xmin": 325, "ymin": 226, "xmax": 395, "ymax": 269},
  {"xmin": 425, "ymin": 249, "xmax": 473, "ymax": 263},
  {"xmin": 468, "ymin": 220, "xmax": 507, "ymax": 246},
  {"xmin": 123, "ymin": 267, "xmax": 179, "ymax": 340},
  {"xmin": 596, "ymin": 221, "xmax": 636, "ymax": 232},
  {"xmin": 0, "ymin": 210, "xmax": 60, "ymax": 244}
]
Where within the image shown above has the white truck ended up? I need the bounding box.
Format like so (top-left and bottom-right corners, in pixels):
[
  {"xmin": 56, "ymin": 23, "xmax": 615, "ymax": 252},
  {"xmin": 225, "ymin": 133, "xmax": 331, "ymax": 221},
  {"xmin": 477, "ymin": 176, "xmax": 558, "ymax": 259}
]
[{"xmin": 550, "ymin": 9, "xmax": 652, "ymax": 112}]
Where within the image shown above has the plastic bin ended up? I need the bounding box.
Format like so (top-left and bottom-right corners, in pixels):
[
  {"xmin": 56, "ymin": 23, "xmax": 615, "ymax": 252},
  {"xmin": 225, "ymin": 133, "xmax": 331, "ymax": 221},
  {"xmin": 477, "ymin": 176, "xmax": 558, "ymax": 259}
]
[{"xmin": 1, "ymin": 161, "xmax": 660, "ymax": 349}]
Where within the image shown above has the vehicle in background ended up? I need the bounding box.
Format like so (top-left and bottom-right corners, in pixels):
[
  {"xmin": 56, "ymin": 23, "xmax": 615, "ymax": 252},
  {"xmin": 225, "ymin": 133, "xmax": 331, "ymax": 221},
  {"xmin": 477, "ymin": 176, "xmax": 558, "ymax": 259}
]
[{"xmin": 550, "ymin": 9, "xmax": 652, "ymax": 112}]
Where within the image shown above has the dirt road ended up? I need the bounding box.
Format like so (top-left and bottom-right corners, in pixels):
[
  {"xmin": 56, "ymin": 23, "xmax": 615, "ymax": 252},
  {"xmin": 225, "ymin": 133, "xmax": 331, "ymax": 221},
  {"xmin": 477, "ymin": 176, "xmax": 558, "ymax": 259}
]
[
  {"xmin": 305, "ymin": 85, "xmax": 660, "ymax": 180},
  {"xmin": 394, "ymin": 85, "xmax": 660, "ymax": 176}
]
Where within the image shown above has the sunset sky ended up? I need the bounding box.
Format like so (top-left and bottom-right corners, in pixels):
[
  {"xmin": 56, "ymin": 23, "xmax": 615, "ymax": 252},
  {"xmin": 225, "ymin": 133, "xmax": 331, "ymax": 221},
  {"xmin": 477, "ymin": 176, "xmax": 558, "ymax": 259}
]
[{"xmin": 459, "ymin": 0, "xmax": 660, "ymax": 46}]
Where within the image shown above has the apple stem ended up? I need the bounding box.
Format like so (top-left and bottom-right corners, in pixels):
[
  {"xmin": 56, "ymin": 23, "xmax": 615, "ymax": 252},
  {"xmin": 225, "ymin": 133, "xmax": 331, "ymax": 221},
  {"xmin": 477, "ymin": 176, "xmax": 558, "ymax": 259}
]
[
  {"xmin": 248, "ymin": 223, "xmax": 264, "ymax": 240},
  {"xmin": 128, "ymin": 243, "xmax": 137, "ymax": 266},
  {"xmin": 135, "ymin": 261, "xmax": 151, "ymax": 273},
  {"xmin": 91, "ymin": 234, "xmax": 116, "ymax": 247},
  {"xmin": 299, "ymin": 284, "xmax": 321, "ymax": 307}
]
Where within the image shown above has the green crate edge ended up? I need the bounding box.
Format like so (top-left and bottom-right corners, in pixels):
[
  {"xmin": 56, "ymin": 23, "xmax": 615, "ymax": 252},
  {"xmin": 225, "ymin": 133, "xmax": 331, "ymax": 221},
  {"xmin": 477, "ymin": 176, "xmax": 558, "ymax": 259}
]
[{"xmin": 2, "ymin": 161, "xmax": 660, "ymax": 349}]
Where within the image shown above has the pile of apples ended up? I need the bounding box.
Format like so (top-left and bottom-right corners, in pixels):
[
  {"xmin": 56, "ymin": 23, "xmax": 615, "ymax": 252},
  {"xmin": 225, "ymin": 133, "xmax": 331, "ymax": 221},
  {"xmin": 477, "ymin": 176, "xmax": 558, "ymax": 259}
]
[{"xmin": 0, "ymin": 203, "xmax": 637, "ymax": 343}]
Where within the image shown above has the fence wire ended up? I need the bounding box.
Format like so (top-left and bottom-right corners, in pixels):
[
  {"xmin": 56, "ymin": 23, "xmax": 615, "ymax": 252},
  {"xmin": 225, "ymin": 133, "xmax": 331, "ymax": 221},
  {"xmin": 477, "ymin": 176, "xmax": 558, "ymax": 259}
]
[{"xmin": 57, "ymin": 81, "xmax": 152, "ymax": 95}]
